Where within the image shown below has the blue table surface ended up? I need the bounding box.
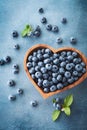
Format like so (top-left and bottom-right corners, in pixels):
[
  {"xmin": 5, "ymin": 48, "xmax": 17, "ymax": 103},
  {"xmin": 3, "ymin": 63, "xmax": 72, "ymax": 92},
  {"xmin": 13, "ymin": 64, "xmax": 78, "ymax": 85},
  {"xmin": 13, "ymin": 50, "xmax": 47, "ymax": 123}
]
[{"xmin": 0, "ymin": 0, "xmax": 87, "ymax": 130}]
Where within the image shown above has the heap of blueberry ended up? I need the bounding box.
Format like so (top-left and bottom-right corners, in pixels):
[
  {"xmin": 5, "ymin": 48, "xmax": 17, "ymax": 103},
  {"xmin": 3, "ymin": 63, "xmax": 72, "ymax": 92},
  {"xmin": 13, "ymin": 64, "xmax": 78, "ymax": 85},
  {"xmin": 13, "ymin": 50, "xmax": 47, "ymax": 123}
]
[
  {"xmin": 27, "ymin": 48, "xmax": 86, "ymax": 93},
  {"xmin": 53, "ymin": 97, "xmax": 63, "ymax": 110}
]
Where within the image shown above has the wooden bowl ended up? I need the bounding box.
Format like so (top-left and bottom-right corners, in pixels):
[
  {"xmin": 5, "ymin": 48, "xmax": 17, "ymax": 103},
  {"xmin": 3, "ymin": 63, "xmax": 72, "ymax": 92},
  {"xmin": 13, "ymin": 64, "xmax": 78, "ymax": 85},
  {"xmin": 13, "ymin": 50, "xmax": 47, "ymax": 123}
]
[{"xmin": 24, "ymin": 44, "xmax": 87, "ymax": 99}]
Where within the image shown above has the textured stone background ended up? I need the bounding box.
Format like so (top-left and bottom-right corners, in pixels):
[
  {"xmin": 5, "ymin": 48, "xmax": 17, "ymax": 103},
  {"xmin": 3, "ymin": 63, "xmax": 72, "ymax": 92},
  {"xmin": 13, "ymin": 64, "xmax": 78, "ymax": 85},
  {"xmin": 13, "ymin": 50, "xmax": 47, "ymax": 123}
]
[{"xmin": 0, "ymin": 0, "xmax": 87, "ymax": 130}]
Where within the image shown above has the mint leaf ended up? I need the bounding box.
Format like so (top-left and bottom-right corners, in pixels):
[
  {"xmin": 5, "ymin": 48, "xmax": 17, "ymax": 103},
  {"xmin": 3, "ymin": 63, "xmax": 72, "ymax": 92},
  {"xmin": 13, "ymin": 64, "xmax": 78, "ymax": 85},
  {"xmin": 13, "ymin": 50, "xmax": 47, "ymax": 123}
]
[
  {"xmin": 64, "ymin": 94, "xmax": 73, "ymax": 107},
  {"xmin": 21, "ymin": 24, "xmax": 33, "ymax": 37},
  {"xmin": 52, "ymin": 110, "xmax": 61, "ymax": 121},
  {"xmin": 52, "ymin": 98, "xmax": 56, "ymax": 103},
  {"xmin": 64, "ymin": 107, "xmax": 71, "ymax": 116}
]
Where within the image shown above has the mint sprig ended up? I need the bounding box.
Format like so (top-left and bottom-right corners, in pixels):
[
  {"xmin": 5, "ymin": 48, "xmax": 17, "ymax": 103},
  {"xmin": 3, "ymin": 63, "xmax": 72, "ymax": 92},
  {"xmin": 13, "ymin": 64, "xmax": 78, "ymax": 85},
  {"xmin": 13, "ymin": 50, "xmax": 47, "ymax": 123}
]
[
  {"xmin": 21, "ymin": 24, "xmax": 33, "ymax": 37},
  {"xmin": 52, "ymin": 94, "xmax": 73, "ymax": 121}
]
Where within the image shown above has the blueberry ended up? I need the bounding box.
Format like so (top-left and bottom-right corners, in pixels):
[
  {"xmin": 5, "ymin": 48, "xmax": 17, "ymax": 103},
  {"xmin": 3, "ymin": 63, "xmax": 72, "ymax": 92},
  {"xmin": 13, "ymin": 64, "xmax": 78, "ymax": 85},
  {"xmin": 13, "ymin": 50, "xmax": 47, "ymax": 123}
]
[
  {"xmin": 59, "ymin": 67, "xmax": 65, "ymax": 75},
  {"xmin": 65, "ymin": 71, "xmax": 71, "ymax": 78},
  {"xmin": 57, "ymin": 75, "xmax": 62, "ymax": 81},
  {"xmin": 66, "ymin": 63, "xmax": 73, "ymax": 71},
  {"xmin": 35, "ymin": 25, "xmax": 41, "ymax": 32},
  {"xmin": 43, "ymin": 80, "xmax": 49, "ymax": 87},
  {"xmin": 29, "ymin": 67, "xmax": 35, "ymax": 74},
  {"xmin": 31, "ymin": 74, "xmax": 35, "ymax": 79},
  {"xmin": 43, "ymin": 54, "xmax": 49, "ymax": 58},
  {"xmin": 37, "ymin": 49, "xmax": 41, "ymax": 54},
  {"xmin": 52, "ymin": 65, "xmax": 58, "ymax": 72},
  {"xmin": 46, "ymin": 24, "xmax": 52, "ymax": 31},
  {"xmin": 17, "ymin": 88, "xmax": 23, "ymax": 94},
  {"xmin": 49, "ymin": 81, "xmax": 53, "ymax": 86},
  {"xmin": 37, "ymin": 53, "xmax": 43, "ymax": 60},
  {"xmin": 67, "ymin": 51, "xmax": 72, "ymax": 56},
  {"xmin": 27, "ymin": 62, "xmax": 32, "ymax": 68},
  {"xmin": 38, "ymin": 82, "xmax": 42, "ymax": 87},
  {"xmin": 50, "ymin": 85, "xmax": 57, "ymax": 92},
  {"xmin": 13, "ymin": 69, "xmax": 19, "ymax": 74},
  {"xmin": 56, "ymin": 104, "xmax": 62, "ymax": 110},
  {"xmin": 12, "ymin": 31, "xmax": 18, "ymax": 38},
  {"xmin": 41, "ymin": 17, "xmax": 47, "ymax": 24},
  {"xmin": 72, "ymin": 52, "xmax": 78, "ymax": 57},
  {"xmin": 56, "ymin": 98, "xmax": 62, "ymax": 103},
  {"xmin": 74, "ymin": 77, "xmax": 79, "ymax": 81},
  {"xmin": 61, "ymin": 17, "xmax": 67, "ymax": 24},
  {"xmin": 41, "ymin": 49, "xmax": 45, "ymax": 54},
  {"xmin": 67, "ymin": 55, "xmax": 73, "ymax": 61},
  {"xmin": 56, "ymin": 37, "xmax": 63, "ymax": 43},
  {"xmin": 33, "ymin": 52, "xmax": 37, "ymax": 57},
  {"xmin": 62, "ymin": 77, "xmax": 67, "ymax": 83},
  {"xmin": 41, "ymin": 67, "xmax": 47, "ymax": 73},
  {"xmin": 7, "ymin": 80, "xmax": 15, "ymax": 87},
  {"xmin": 44, "ymin": 59, "xmax": 51, "ymax": 64},
  {"xmin": 44, "ymin": 88, "xmax": 50, "ymax": 93},
  {"xmin": 70, "ymin": 37, "xmax": 77, "ymax": 44},
  {"xmin": 52, "ymin": 78, "xmax": 58, "ymax": 84},
  {"xmin": 70, "ymin": 63, "xmax": 75, "ymax": 68},
  {"xmin": 68, "ymin": 77, "xmax": 74, "ymax": 84},
  {"xmin": 8, "ymin": 95, "xmax": 16, "ymax": 101},
  {"xmin": 0, "ymin": 59, "xmax": 5, "ymax": 65},
  {"xmin": 32, "ymin": 57, "xmax": 38, "ymax": 62},
  {"xmin": 59, "ymin": 56, "xmax": 65, "ymax": 61},
  {"xmin": 82, "ymin": 68, "xmax": 86, "ymax": 74},
  {"xmin": 81, "ymin": 62, "xmax": 86, "ymax": 67},
  {"xmin": 78, "ymin": 58, "xmax": 82, "ymax": 63},
  {"xmin": 73, "ymin": 71, "xmax": 78, "ymax": 76},
  {"xmin": 35, "ymin": 66, "xmax": 40, "ymax": 71},
  {"xmin": 48, "ymin": 71, "xmax": 52, "ymax": 76},
  {"xmin": 60, "ymin": 62, "xmax": 66, "ymax": 67},
  {"xmin": 14, "ymin": 44, "xmax": 20, "ymax": 50},
  {"xmin": 45, "ymin": 64, "xmax": 52, "ymax": 70},
  {"xmin": 57, "ymin": 83, "xmax": 63, "ymax": 89},
  {"xmin": 38, "ymin": 61, "xmax": 44, "ymax": 67},
  {"xmin": 35, "ymin": 71, "xmax": 42, "ymax": 78},
  {"xmin": 63, "ymin": 82, "xmax": 69, "ymax": 87},
  {"xmin": 43, "ymin": 74, "xmax": 49, "ymax": 79},
  {"xmin": 75, "ymin": 64, "xmax": 82, "ymax": 72},
  {"xmin": 28, "ymin": 55, "xmax": 33, "ymax": 62},
  {"xmin": 38, "ymin": 8, "xmax": 44, "ymax": 13},
  {"xmin": 4, "ymin": 56, "xmax": 11, "ymax": 63},
  {"xmin": 38, "ymin": 78, "xmax": 43, "ymax": 84},
  {"xmin": 30, "ymin": 100, "xmax": 38, "ymax": 107},
  {"xmin": 33, "ymin": 31, "xmax": 41, "ymax": 37},
  {"xmin": 53, "ymin": 59, "xmax": 59, "ymax": 65},
  {"xmin": 61, "ymin": 51, "xmax": 67, "ymax": 57},
  {"xmin": 52, "ymin": 25, "xmax": 59, "ymax": 32},
  {"xmin": 45, "ymin": 48, "xmax": 52, "ymax": 55},
  {"xmin": 32, "ymin": 62, "xmax": 37, "ymax": 67},
  {"xmin": 78, "ymin": 73, "xmax": 82, "ymax": 77},
  {"xmin": 12, "ymin": 64, "xmax": 19, "ymax": 69},
  {"xmin": 73, "ymin": 58, "xmax": 79, "ymax": 64},
  {"xmin": 52, "ymin": 73, "xmax": 58, "ymax": 78},
  {"xmin": 48, "ymin": 76, "xmax": 52, "ymax": 81},
  {"xmin": 53, "ymin": 53, "xmax": 59, "ymax": 59}
]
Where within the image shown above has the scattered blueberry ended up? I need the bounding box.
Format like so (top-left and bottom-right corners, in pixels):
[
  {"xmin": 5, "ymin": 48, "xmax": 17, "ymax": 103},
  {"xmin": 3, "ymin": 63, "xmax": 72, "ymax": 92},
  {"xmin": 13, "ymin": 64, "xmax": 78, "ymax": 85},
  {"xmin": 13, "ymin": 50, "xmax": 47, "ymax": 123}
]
[
  {"xmin": 70, "ymin": 37, "xmax": 77, "ymax": 44},
  {"xmin": 41, "ymin": 17, "xmax": 47, "ymax": 24},
  {"xmin": 0, "ymin": 59, "xmax": 5, "ymax": 65},
  {"xmin": 12, "ymin": 31, "xmax": 18, "ymax": 38},
  {"xmin": 56, "ymin": 37, "xmax": 63, "ymax": 43},
  {"xmin": 30, "ymin": 100, "xmax": 38, "ymax": 107},
  {"xmin": 46, "ymin": 24, "xmax": 52, "ymax": 31},
  {"xmin": 8, "ymin": 95, "xmax": 16, "ymax": 101},
  {"xmin": 61, "ymin": 17, "xmax": 67, "ymax": 24},
  {"xmin": 14, "ymin": 44, "xmax": 20, "ymax": 50},
  {"xmin": 12, "ymin": 64, "xmax": 19, "ymax": 69},
  {"xmin": 52, "ymin": 25, "xmax": 58, "ymax": 32},
  {"xmin": 7, "ymin": 80, "xmax": 15, "ymax": 87},
  {"xmin": 17, "ymin": 88, "xmax": 23, "ymax": 94},
  {"xmin": 38, "ymin": 8, "xmax": 44, "ymax": 13},
  {"xmin": 4, "ymin": 56, "xmax": 11, "ymax": 63}
]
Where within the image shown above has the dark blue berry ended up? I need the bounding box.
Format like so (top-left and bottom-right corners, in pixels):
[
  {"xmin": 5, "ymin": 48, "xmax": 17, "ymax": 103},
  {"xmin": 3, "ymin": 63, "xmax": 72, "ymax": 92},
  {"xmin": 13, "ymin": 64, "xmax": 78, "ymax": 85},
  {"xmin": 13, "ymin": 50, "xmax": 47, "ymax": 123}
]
[
  {"xmin": 52, "ymin": 25, "xmax": 59, "ymax": 32},
  {"xmin": 41, "ymin": 17, "xmax": 47, "ymax": 24},
  {"xmin": 5, "ymin": 56, "xmax": 11, "ymax": 63},
  {"xmin": 70, "ymin": 37, "xmax": 77, "ymax": 44},
  {"xmin": 38, "ymin": 8, "xmax": 44, "ymax": 13},
  {"xmin": 56, "ymin": 37, "xmax": 63, "ymax": 43},
  {"xmin": 0, "ymin": 59, "xmax": 5, "ymax": 65},
  {"xmin": 12, "ymin": 31, "xmax": 18, "ymax": 38},
  {"xmin": 61, "ymin": 18, "xmax": 67, "ymax": 24},
  {"xmin": 46, "ymin": 24, "xmax": 52, "ymax": 31},
  {"xmin": 14, "ymin": 44, "xmax": 20, "ymax": 50},
  {"xmin": 17, "ymin": 88, "xmax": 23, "ymax": 94},
  {"xmin": 7, "ymin": 80, "xmax": 15, "ymax": 87},
  {"xmin": 30, "ymin": 100, "xmax": 38, "ymax": 107},
  {"xmin": 8, "ymin": 95, "xmax": 16, "ymax": 101}
]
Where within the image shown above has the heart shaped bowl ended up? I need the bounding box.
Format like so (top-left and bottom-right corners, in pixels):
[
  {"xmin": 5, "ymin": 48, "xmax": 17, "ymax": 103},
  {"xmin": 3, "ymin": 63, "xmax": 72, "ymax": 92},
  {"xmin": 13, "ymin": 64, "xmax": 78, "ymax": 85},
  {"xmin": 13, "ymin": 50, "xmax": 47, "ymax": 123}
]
[{"xmin": 24, "ymin": 44, "xmax": 87, "ymax": 99}]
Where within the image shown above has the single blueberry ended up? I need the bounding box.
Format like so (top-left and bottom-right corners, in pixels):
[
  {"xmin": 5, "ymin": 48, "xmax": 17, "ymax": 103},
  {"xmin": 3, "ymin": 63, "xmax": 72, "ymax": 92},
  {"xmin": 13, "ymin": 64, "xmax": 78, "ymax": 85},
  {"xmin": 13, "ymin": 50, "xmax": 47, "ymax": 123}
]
[
  {"xmin": 12, "ymin": 64, "xmax": 19, "ymax": 69},
  {"xmin": 35, "ymin": 71, "xmax": 42, "ymax": 78},
  {"xmin": 46, "ymin": 24, "xmax": 52, "ymax": 31},
  {"xmin": 35, "ymin": 25, "xmax": 41, "ymax": 32},
  {"xmin": 4, "ymin": 56, "xmax": 11, "ymax": 63},
  {"xmin": 30, "ymin": 100, "xmax": 38, "ymax": 107},
  {"xmin": 52, "ymin": 65, "xmax": 58, "ymax": 72},
  {"xmin": 29, "ymin": 67, "xmax": 35, "ymax": 74},
  {"xmin": 62, "ymin": 77, "xmax": 67, "ymax": 83},
  {"xmin": 72, "ymin": 52, "xmax": 78, "ymax": 57},
  {"xmin": 13, "ymin": 69, "xmax": 19, "ymax": 74},
  {"xmin": 60, "ymin": 62, "xmax": 66, "ymax": 67},
  {"xmin": 33, "ymin": 31, "xmax": 41, "ymax": 37},
  {"xmin": 8, "ymin": 95, "xmax": 16, "ymax": 101},
  {"xmin": 45, "ymin": 64, "xmax": 52, "ymax": 70},
  {"xmin": 27, "ymin": 62, "xmax": 32, "ymax": 68},
  {"xmin": 66, "ymin": 63, "xmax": 73, "ymax": 71},
  {"xmin": 73, "ymin": 58, "xmax": 79, "ymax": 64},
  {"xmin": 65, "ymin": 71, "xmax": 71, "ymax": 78},
  {"xmin": 0, "ymin": 59, "xmax": 5, "ymax": 65},
  {"xmin": 44, "ymin": 88, "xmax": 50, "ymax": 93},
  {"xmin": 35, "ymin": 66, "xmax": 40, "ymax": 71},
  {"xmin": 82, "ymin": 68, "xmax": 86, "ymax": 74},
  {"xmin": 38, "ymin": 8, "xmax": 44, "ymax": 13},
  {"xmin": 68, "ymin": 77, "xmax": 74, "ymax": 84},
  {"xmin": 74, "ymin": 77, "xmax": 79, "ymax": 81},
  {"xmin": 56, "ymin": 37, "xmax": 63, "ymax": 43},
  {"xmin": 52, "ymin": 73, "xmax": 58, "ymax": 78},
  {"xmin": 33, "ymin": 52, "xmax": 37, "ymax": 57},
  {"xmin": 43, "ymin": 80, "xmax": 49, "ymax": 87},
  {"xmin": 7, "ymin": 80, "xmax": 15, "ymax": 87},
  {"xmin": 59, "ymin": 68, "xmax": 65, "ymax": 74},
  {"xmin": 67, "ymin": 51, "xmax": 72, "ymax": 56},
  {"xmin": 32, "ymin": 62, "xmax": 37, "ymax": 67},
  {"xmin": 56, "ymin": 104, "xmax": 62, "ymax": 110},
  {"xmin": 57, "ymin": 75, "xmax": 62, "ymax": 81},
  {"xmin": 53, "ymin": 53, "xmax": 58, "ymax": 59},
  {"xmin": 14, "ymin": 44, "xmax": 20, "ymax": 50},
  {"xmin": 70, "ymin": 37, "xmax": 77, "ymax": 44},
  {"xmin": 61, "ymin": 51, "xmax": 67, "ymax": 57},
  {"xmin": 57, "ymin": 83, "xmax": 63, "ymax": 89},
  {"xmin": 61, "ymin": 17, "xmax": 67, "ymax": 24},
  {"xmin": 38, "ymin": 61, "xmax": 44, "ymax": 67},
  {"xmin": 37, "ymin": 49, "xmax": 41, "ymax": 54},
  {"xmin": 52, "ymin": 25, "xmax": 59, "ymax": 32},
  {"xmin": 75, "ymin": 64, "xmax": 83, "ymax": 72},
  {"xmin": 73, "ymin": 71, "xmax": 78, "ymax": 76},
  {"xmin": 45, "ymin": 48, "xmax": 52, "ymax": 55},
  {"xmin": 41, "ymin": 49, "xmax": 45, "ymax": 54},
  {"xmin": 31, "ymin": 74, "xmax": 35, "ymax": 79},
  {"xmin": 41, "ymin": 67, "xmax": 47, "ymax": 73},
  {"xmin": 52, "ymin": 77, "xmax": 58, "ymax": 84},
  {"xmin": 28, "ymin": 55, "xmax": 33, "ymax": 62},
  {"xmin": 37, "ymin": 53, "xmax": 43, "ymax": 60},
  {"xmin": 67, "ymin": 55, "xmax": 73, "ymax": 61},
  {"xmin": 59, "ymin": 56, "xmax": 65, "ymax": 61},
  {"xmin": 53, "ymin": 59, "xmax": 59, "ymax": 65},
  {"xmin": 12, "ymin": 31, "xmax": 18, "ymax": 38},
  {"xmin": 43, "ymin": 74, "xmax": 49, "ymax": 79},
  {"xmin": 41, "ymin": 17, "xmax": 47, "ymax": 24},
  {"xmin": 43, "ymin": 54, "xmax": 49, "ymax": 58},
  {"xmin": 81, "ymin": 62, "xmax": 86, "ymax": 67},
  {"xmin": 32, "ymin": 57, "xmax": 38, "ymax": 62},
  {"xmin": 50, "ymin": 85, "xmax": 57, "ymax": 92},
  {"xmin": 44, "ymin": 59, "xmax": 51, "ymax": 64},
  {"xmin": 17, "ymin": 88, "xmax": 23, "ymax": 94}
]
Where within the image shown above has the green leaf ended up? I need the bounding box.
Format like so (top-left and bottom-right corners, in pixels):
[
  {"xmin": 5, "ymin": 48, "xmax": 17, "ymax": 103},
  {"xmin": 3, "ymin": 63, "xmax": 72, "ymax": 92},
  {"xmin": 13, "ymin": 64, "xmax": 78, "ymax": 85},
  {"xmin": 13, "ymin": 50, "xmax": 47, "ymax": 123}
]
[
  {"xmin": 52, "ymin": 98, "xmax": 56, "ymax": 103},
  {"xmin": 21, "ymin": 24, "xmax": 33, "ymax": 37},
  {"xmin": 64, "ymin": 107, "xmax": 71, "ymax": 116},
  {"xmin": 64, "ymin": 94, "xmax": 73, "ymax": 107},
  {"xmin": 52, "ymin": 110, "xmax": 61, "ymax": 121}
]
